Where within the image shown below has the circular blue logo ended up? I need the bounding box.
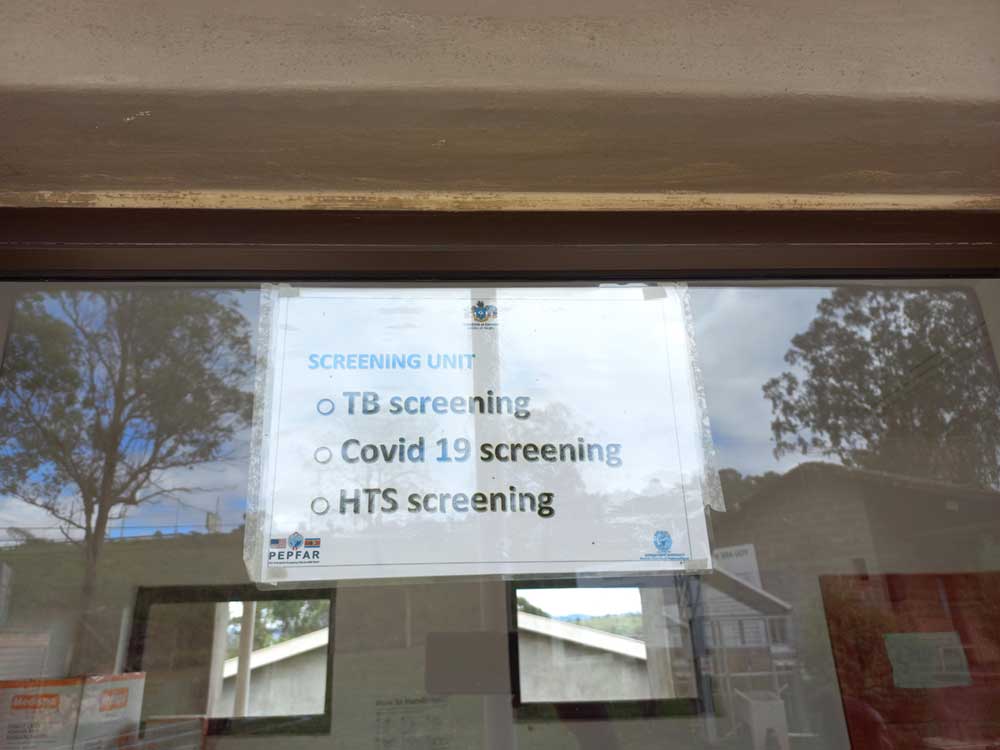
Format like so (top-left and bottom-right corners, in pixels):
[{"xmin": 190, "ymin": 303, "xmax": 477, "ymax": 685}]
[
  {"xmin": 653, "ymin": 530, "xmax": 673, "ymax": 554},
  {"xmin": 288, "ymin": 531, "xmax": 304, "ymax": 550}
]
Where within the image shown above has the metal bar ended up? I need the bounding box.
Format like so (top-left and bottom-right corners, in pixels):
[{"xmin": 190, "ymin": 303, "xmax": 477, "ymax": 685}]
[
  {"xmin": 233, "ymin": 601, "xmax": 256, "ymax": 718},
  {"xmin": 206, "ymin": 602, "xmax": 232, "ymax": 717},
  {"xmin": 0, "ymin": 209, "xmax": 996, "ymax": 280}
]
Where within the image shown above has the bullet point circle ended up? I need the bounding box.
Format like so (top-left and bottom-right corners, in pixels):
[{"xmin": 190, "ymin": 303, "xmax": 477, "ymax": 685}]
[
  {"xmin": 311, "ymin": 497, "xmax": 330, "ymax": 515},
  {"xmin": 314, "ymin": 446, "xmax": 333, "ymax": 464},
  {"xmin": 316, "ymin": 398, "xmax": 335, "ymax": 416}
]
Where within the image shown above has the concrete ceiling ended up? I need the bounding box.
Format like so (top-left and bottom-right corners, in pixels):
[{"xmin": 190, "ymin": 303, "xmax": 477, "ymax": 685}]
[{"xmin": 2, "ymin": 0, "xmax": 998, "ymax": 209}]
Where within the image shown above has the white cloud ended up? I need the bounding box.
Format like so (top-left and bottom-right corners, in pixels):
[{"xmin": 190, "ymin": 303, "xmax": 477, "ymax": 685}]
[
  {"xmin": 689, "ymin": 285, "xmax": 832, "ymax": 475},
  {"xmin": 0, "ymin": 496, "xmax": 83, "ymax": 544}
]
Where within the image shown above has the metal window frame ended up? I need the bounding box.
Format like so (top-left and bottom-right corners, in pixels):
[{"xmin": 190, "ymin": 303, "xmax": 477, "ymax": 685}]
[
  {"xmin": 2, "ymin": 206, "xmax": 998, "ymax": 733},
  {"xmin": 0, "ymin": 208, "xmax": 997, "ymax": 280},
  {"xmin": 507, "ymin": 576, "xmax": 705, "ymax": 722},
  {"xmin": 126, "ymin": 584, "xmax": 336, "ymax": 737}
]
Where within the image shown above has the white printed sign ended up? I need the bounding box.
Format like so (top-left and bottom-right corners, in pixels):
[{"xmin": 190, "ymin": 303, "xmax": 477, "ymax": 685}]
[
  {"xmin": 73, "ymin": 673, "xmax": 144, "ymax": 750},
  {"xmin": 247, "ymin": 285, "xmax": 715, "ymax": 582},
  {"xmin": 713, "ymin": 544, "xmax": 761, "ymax": 588}
]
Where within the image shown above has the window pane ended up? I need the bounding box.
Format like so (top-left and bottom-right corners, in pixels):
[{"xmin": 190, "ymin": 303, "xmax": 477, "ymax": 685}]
[
  {"xmin": 138, "ymin": 598, "xmax": 329, "ymax": 721},
  {"xmin": 0, "ymin": 280, "xmax": 997, "ymax": 750},
  {"xmin": 515, "ymin": 586, "xmax": 699, "ymax": 704}
]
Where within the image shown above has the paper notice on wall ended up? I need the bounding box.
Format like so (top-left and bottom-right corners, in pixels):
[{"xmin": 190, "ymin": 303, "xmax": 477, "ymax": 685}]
[
  {"xmin": 0, "ymin": 677, "xmax": 83, "ymax": 750},
  {"xmin": 884, "ymin": 632, "xmax": 971, "ymax": 689},
  {"xmin": 375, "ymin": 696, "xmax": 452, "ymax": 750},
  {"xmin": 138, "ymin": 718, "xmax": 206, "ymax": 750},
  {"xmin": 246, "ymin": 285, "xmax": 718, "ymax": 583},
  {"xmin": 73, "ymin": 673, "xmax": 145, "ymax": 750}
]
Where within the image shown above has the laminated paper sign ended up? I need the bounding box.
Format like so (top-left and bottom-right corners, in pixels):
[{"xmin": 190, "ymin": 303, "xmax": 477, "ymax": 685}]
[
  {"xmin": 247, "ymin": 285, "xmax": 717, "ymax": 583},
  {"xmin": 0, "ymin": 677, "xmax": 83, "ymax": 750},
  {"xmin": 73, "ymin": 673, "xmax": 145, "ymax": 750}
]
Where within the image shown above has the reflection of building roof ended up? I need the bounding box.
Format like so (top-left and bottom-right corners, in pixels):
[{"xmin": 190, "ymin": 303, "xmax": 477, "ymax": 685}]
[
  {"xmin": 745, "ymin": 461, "xmax": 1000, "ymax": 505},
  {"xmin": 222, "ymin": 628, "xmax": 328, "ymax": 679},
  {"xmin": 703, "ymin": 566, "xmax": 792, "ymax": 616},
  {"xmin": 517, "ymin": 611, "xmax": 646, "ymax": 661}
]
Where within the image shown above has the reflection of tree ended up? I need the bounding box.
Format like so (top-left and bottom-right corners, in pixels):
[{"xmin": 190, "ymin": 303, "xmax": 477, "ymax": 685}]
[
  {"xmin": 763, "ymin": 288, "xmax": 1000, "ymax": 487},
  {"xmin": 820, "ymin": 579, "xmax": 899, "ymax": 705},
  {"xmin": 515, "ymin": 596, "xmax": 549, "ymax": 617},
  {"xmin": 717, "ymin": 469, "xmax": 783, "ymax": 510},
  {"xmin": 0, "ymin": 289, "xmax": 252, "ymax": 673},
  {"xmin": 226, "ymin": 599, "xmax": 330, "ymax": 657}
]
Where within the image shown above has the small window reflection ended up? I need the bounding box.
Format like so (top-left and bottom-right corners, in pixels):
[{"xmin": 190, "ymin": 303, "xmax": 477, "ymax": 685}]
[
  {"xmin": 128, "ymin": 587, "xmax": 333, "ymax": 736},
  {"xmin": 141, "ymin": 598, "xmax": 329, "ymax": 721},
  {"xmin": 514, "ymin": 586, "xmax": 697, "ymax": 704}
]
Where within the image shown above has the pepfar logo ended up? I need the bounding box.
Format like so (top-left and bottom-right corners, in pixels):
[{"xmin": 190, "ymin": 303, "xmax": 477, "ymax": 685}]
[{"xmin": 269, "ymin": 532, "xmax": 322, "ymax": 565}]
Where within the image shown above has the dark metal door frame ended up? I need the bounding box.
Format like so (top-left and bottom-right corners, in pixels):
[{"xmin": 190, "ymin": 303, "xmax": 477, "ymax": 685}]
[{"xmin": 0, "ymin": 208, "xmax": 997, "ymax": 280}]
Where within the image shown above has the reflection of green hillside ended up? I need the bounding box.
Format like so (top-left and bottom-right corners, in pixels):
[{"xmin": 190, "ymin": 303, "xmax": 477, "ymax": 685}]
[
  {"xmin": 225, "ymin": 599, "xmax": 331, "ymax": 658},
  {"xmin": 561, "ymin": 613, "xmax": 643, "ymax": 640},
  {"xmin": 516, "ymin": 596, "xmax": 549, "ymax": 617},
  {"xmin": 515, "ymin": 598, "xmax": 644, "ymax": 639}
]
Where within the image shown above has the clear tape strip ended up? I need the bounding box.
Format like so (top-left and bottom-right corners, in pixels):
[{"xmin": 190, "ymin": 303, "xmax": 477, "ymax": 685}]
[
  {"xmin": 676, "ymin": 282, "xmax": 726, "ymax": 514},
  {"xmin": 243, "ymin": 283, "xmax": 280, "ymax": 584}
]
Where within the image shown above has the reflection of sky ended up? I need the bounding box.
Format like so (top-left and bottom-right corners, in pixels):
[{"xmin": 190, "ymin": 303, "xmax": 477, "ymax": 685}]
[
  {"xmin": 0, "ymin": 460, "xmax": 249, "ymax": 544},
  {"xmin": 519, "ymin": 587, "xmax": 642, "ymax": 617},
  {"xmin": 688, "ymin": 286, "xmax": 831, "ymax": 474},
  {"xmin": 0, "ymin": 284, "xmax": 836, "ymax": 548}
]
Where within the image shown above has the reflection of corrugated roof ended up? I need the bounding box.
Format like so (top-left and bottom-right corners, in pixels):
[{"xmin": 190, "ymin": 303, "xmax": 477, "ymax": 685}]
[
  {"xmin": 703, "ymin": 566, "xmax": 792, "ymax": 616},
  {"xmin": 223, "ymin": 628, "xmax": 328, "ymax": 679},
  {"xmin": 517, "ymin": 612, "xmax": 646, "ymax": 661},
  {"xmin": 744, "ymin": 461, "xmax": 1000, "ymax": 506}
]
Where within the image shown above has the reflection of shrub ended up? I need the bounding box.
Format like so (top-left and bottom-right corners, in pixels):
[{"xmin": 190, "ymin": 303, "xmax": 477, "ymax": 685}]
[
  {"xmin": 969, "ymin": 575, "xmax": 1000, "ymax": 665},
  {"xmin": 226, "ymin": 600, "xmax": 331, "ymax": 658},
  {"xmin": 822, "ymin": 579, "xmax": 900, "ymax": 707},
  {"xmin": 764, "ymin": 287, "xmax": 1000, "ymax": 488},
  {"xmin": 516, "ymin": 596, "xmax": 550, "ymax": 618},
  {"xmin": 572, "ymin": 613, "xmax": 644, "ymax": 639}
]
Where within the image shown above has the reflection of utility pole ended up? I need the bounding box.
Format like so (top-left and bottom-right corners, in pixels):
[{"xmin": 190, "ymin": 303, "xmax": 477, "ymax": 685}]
[
  {"xmin": 0, "ymin": 285, "xmax": 17, "ymax": 370},
  {"xmin": 206, "ymin": 497, "xmax": 221, "ymax": 533},
  {"xmin": 206, "ymin": 602, "xmax": 232, "ymax": 716},
  {"xmin": 233, "ymin": 601, "xmax": 257, "ymax": 717},
  {"xmin": 471, "ymin": 288, "xmax": 516, "ymax": 750},
  {"xmin": 680, "ymin": 574, "xmax": 717, "ymax": 744},
  {"xmin": 640, "ymin": 587, "xmax": 676, "ymax": 698}
]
